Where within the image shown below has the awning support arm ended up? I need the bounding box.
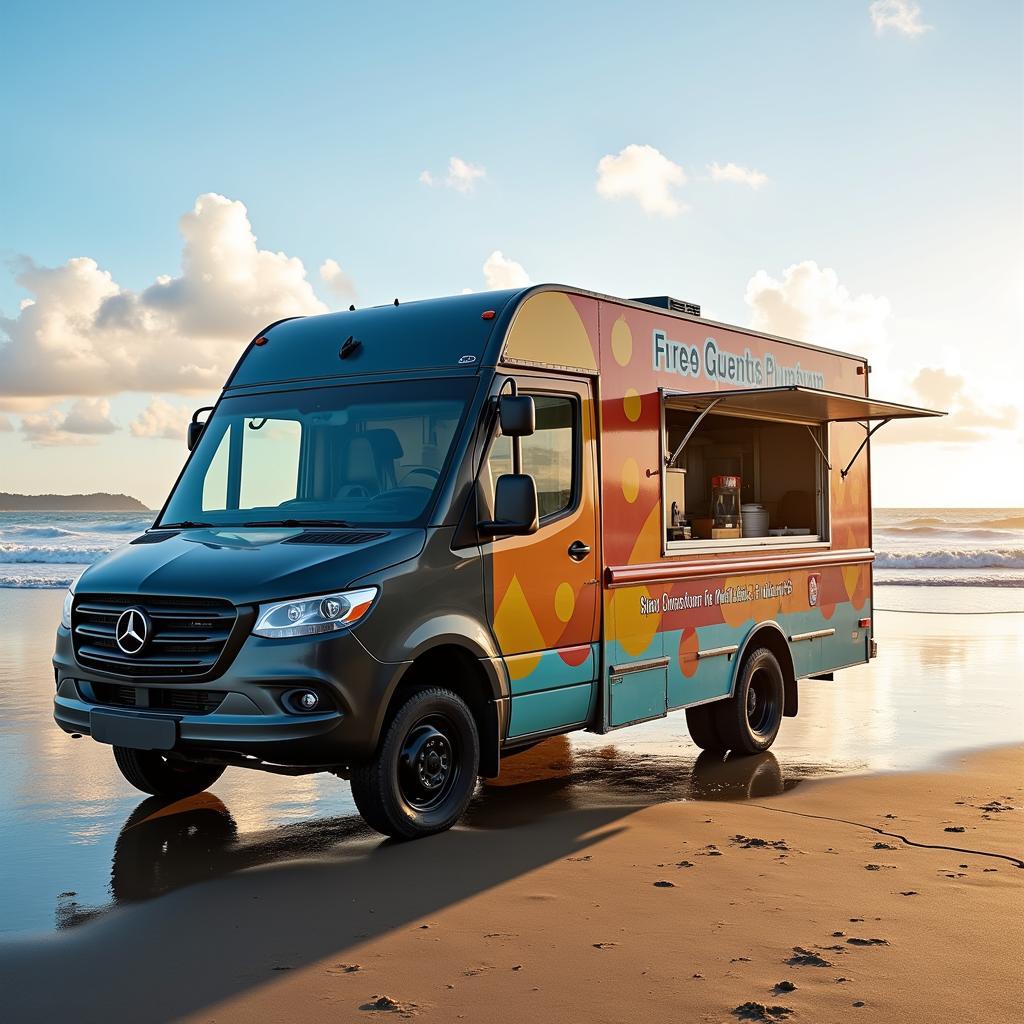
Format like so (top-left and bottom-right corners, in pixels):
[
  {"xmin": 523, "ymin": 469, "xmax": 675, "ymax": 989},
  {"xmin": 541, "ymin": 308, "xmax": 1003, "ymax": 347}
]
[
  {"xmin": 841, "ymin": 418, "xmax": 891, "ymax": 479},
  {"xmin": 805, "ymin": 426, "xmax": 832, "ymax": 471},
  {"xmin": 666, "ymin": 397, "xmax": 724, "ymax": 467}
]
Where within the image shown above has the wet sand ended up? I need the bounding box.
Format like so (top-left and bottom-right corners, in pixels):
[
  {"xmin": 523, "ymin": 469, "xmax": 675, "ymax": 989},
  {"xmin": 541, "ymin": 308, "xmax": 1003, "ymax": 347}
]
[
  {"xmin": 1, "ymin": 745, "xmax": 1020, "ymax": 1023},
  {"xmin": 0, "ymin": 587, "xmax": 1021, "ymax": 1020}
]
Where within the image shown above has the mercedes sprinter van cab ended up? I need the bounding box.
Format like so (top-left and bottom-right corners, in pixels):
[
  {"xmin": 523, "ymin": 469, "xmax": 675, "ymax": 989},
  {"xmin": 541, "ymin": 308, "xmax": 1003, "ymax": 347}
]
[{"xmin": 53, "ymin": 286, "xmax": 940, "ymax": 838}]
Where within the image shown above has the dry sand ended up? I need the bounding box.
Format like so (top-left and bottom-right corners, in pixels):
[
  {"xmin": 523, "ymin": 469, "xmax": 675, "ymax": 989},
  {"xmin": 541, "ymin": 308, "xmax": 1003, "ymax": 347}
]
[{"xmin": 2, "ymin": 744, "xmax": 1021, "ymax": 1023}]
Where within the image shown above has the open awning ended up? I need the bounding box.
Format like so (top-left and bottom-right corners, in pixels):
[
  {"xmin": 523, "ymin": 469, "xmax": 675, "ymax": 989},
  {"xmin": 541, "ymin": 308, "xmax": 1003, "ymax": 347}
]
[
  {"xmin": 664, "ymin": 385, "xmax": 944, "ymax": 479},
  {"xmin": 664, "ymin": 385, "xmax": 943, "ymax": 424}
]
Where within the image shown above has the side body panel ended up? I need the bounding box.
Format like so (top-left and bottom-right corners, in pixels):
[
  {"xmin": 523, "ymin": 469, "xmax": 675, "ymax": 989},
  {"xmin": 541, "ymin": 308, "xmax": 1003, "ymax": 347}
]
[{"xmin": 501, "ymin": 288, "xmax": 873, "ymax": 735}]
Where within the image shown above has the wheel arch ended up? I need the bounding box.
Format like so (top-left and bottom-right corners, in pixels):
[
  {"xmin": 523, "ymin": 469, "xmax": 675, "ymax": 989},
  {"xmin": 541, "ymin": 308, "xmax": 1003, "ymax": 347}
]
[
  {"xmin": 378, "ymin": 640, "xmax": 505, "ymax": 778},
  {"xmin": 730, "ymin": 621, "xmax": 798, "ymax": 718}
]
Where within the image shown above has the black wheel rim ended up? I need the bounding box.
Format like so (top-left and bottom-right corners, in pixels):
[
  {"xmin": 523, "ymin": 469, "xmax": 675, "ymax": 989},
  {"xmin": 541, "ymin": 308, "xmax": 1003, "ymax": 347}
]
[
  {"xmin": 745, "ymin": 668, "xmax": 780, "ymax": 738},
  {"xmin": 398, "ymin": 715, "xmax": 460, "ymax": 812}
]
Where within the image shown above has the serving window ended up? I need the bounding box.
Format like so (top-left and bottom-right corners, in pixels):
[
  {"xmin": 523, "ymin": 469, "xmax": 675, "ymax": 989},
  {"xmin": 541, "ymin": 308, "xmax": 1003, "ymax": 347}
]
[
  {"xmin": 661, "ymin": 403, "xmax": 827, "ymax": 552},
  {"xmin": 657, "ymin": 385, "xmax": 944, "ymax": 553}
]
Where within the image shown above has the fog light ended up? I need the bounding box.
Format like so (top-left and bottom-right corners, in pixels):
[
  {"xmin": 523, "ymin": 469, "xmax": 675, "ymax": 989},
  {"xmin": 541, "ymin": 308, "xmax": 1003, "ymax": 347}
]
[{"xmin": 296, "ymin": 690, "xmax": 319, "ymax": 711}]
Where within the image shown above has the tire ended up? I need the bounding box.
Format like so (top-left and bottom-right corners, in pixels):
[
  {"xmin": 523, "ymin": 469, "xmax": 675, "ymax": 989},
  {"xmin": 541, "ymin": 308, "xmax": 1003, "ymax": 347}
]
[
  {"xmin": 350, "ymin": 687, "xmax": 480, "ymax": 840},
  {"xmin": 685, "ymin": 702, "xmax": 726, "ymax": 752},
  {"xmin": 112, "ymin": 746, "xmax": 225, "ymax": 798},
  {"xmin": 713, "ymin": 647, "xmax": 786, "ymax": 755}
]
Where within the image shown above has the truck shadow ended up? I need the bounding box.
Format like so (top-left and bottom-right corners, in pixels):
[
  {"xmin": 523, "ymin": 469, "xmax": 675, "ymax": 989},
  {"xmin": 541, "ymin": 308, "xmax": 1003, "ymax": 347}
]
[{"xmin": 4, "ymin": 740, "xmax": 792, "ymax": 1022}]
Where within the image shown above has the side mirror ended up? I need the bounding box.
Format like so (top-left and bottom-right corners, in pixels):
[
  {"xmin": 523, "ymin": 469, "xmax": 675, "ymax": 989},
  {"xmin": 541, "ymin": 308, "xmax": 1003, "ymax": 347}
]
[
  {"xmin": 186, "ymin": 421, "xmax": 204, "ymax": 452},
  {"xmin": 187, "ymin": 406, "xmax": 214, "ymax": 451},
  {"xmin": 498, "ymin": 395, "xmax": 535, "ymax": 438},
  {"xmin": 479, "ymin": 474, "xmax": 539, "ymax": 537}
]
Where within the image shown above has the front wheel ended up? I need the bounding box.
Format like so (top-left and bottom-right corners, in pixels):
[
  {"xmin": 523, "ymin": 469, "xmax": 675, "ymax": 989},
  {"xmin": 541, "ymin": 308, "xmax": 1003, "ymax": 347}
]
[
  {"xmin": 712, "ymin": 647, "xmax": 786, "ymax": 755},
  {"xmin": 112, "ymin": 746, "xmax": 225, "ymax": 798},
  {"xmin": 349, "ymin": 687, "xmax": 480, "ymax": 840}
]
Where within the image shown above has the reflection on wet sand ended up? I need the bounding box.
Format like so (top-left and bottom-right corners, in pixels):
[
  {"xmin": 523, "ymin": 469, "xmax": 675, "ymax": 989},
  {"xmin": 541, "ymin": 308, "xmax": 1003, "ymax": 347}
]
[
  {"xmin": 1, "ymin": 588, "xmax": 1022, "ymax": 936},
  {"xmin": 56, "ymin": 738, "xmax": 798, "ymax": 927}
]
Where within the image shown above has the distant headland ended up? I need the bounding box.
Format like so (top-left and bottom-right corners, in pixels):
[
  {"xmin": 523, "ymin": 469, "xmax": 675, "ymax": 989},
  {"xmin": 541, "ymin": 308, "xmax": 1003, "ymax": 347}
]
[{"xmin": 0, "ymin": 492, "xmax": 150, "ymax": 511}]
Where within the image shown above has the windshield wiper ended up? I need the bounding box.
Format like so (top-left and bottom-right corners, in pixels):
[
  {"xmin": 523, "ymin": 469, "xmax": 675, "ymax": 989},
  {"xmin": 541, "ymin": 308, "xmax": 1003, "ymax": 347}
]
[
  {"xmin": 157, "ymin": 520, "xmax": 214, "ymax": 529},
  {"xmin": 241, "ymin": 518, "xmax": 354, "ymax": 528}
]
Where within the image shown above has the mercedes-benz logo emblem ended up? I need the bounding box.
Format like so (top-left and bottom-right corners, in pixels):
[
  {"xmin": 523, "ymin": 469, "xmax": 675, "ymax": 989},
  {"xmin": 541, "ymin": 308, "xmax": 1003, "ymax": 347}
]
[{"xmin": 115, "ymin": 607, "xmax": 150, "ymax": 655}]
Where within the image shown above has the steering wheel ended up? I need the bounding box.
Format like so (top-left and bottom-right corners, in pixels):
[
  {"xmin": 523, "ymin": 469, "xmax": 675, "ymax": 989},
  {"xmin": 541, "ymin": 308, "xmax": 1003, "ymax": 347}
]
[{"xmin": 399, "ymin": 466, "xmax": 441, "ymax": 487}]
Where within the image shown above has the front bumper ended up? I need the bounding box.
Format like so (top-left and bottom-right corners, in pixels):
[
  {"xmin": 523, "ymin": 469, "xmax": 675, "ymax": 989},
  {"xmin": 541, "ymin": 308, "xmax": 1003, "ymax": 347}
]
[{"xmin": 52, "ymin": 623, "xmax": 406, "ymax": 767}]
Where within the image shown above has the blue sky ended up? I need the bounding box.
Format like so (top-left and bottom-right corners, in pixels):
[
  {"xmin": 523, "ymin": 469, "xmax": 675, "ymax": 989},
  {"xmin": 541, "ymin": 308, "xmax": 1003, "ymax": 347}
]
[{"xmin": 0, "ymin": 0, "xmax": 1021, "ymax": 507}]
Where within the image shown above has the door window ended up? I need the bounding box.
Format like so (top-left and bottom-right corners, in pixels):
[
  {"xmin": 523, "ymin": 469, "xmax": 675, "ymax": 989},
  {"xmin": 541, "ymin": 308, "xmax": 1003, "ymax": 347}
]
[{"xmin": 486, "ymin": 394, "xmax": 577, "ymax": 520}]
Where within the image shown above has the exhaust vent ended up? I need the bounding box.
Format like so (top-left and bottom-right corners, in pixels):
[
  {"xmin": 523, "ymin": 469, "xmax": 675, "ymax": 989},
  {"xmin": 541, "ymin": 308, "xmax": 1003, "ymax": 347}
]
[{"xmin": 632, "ymin": 295, "xmax": 701, "ymax": 317}]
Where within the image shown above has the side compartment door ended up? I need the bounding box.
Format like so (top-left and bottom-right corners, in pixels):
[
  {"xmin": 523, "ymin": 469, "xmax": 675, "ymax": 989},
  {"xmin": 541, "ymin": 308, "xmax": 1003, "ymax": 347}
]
[{"xmin": 483, "ymin": 376, "xmax": 601, "ymax": 739}]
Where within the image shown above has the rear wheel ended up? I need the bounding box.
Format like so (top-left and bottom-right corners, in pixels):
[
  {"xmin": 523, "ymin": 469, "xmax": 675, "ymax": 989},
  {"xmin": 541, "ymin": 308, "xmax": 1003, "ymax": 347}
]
[
  {"xmin": 350, "ymin": 687, "xmax": 480, "ymax": 840},
  {"xmin": 112, "ymin": 746, "xmax": 225, "ymax": 798},
  {"xmin": 713, "ymin": 647, "xmax": 785, "ymax": 755}
]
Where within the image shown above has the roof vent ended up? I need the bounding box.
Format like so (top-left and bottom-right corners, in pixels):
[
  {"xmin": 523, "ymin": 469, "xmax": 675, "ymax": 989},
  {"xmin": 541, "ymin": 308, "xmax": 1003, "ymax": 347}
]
[{"xmin": 632, "ymin": 295, "xmax": 701, "ymax": 317}]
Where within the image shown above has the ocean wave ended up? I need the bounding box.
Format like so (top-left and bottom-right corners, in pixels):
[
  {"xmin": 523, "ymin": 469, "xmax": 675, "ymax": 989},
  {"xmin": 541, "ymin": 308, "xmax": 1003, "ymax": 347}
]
[
  {"xmin": 0, "ymin": 572, "xmax": 81, "ymax": 589},
  {"xmin": 876, "ymin": 526, "xmax": 1020, "ymax": 540},
  {"xmin": 874, "ymin": 548, "xmax": 1024, "ymax": 570},
  {"xmin": 2, "ymin": 525, "xmax": 82, "ymax": 539},
  {"xmin": 82, "ymin": 518, "xmax": 153, "ymax": 533},
  {"xmin": 0, "ymin": 544, "xmax": 119, "ymax": 563},
  {"xmin": 878, "ymin": 513, "xmax": 1024, "ymax": 531},
  {"xmin": 874, "ymin": 575, "xmax": 1024, "ymax": 589}
]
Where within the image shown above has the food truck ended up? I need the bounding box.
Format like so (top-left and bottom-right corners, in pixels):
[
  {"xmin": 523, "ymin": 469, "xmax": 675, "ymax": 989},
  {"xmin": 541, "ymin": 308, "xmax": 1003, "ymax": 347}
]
[{"xmin": 52, "ymin": 285, "xmax": 942, "ymax": 838}]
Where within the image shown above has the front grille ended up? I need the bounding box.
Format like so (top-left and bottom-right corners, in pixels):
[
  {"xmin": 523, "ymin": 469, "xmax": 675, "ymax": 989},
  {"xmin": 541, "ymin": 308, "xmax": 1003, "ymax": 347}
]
[
  {"xmin": 73, "ymin": 594, "xmax": 238, "ymax": 679},
  {"xmin": 90, "ymin": 682, "xmax": 226, "ymax": 715}
]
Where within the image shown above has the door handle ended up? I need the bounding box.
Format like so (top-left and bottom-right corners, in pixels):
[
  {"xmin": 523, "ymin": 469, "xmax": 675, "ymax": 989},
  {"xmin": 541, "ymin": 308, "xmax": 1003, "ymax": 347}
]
[{"xmin": 568, "ymin": 540, "xmax": 591, "ymax": 561}]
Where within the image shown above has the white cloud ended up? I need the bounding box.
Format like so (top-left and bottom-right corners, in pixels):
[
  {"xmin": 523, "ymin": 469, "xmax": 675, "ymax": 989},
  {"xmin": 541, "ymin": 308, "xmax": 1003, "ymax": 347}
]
[
  {"xmin": 745, "ymin": 260, "xmax": 892, "ymax": 362},
  {"xmin": 877, "ymin": 367, "xmax": 1019, "ymax": 444},
  {"xmin": 596, "ymin": 144, "xmax": 687, "ymax": 217},
  {"xmin": 483, "ymin": 251, "xmax": 530, "ymax": 290},
  {"xmin": 708, "ymin": 162, "xmax": 769, "ymax": 189},
  {"xmin": 318, "ymin": 258, "xmax": 356, "ymax": 300},
  {"xmin": 21, "ymin": 398, "xmax": 117, "ymax": 447},
  {"xmin": 419, "ymin": 156, "xmax": 486, "ymax": 193},
  {"xmin": 130, "ymin": 397, "xmax": 193, "ymax": 440},
  {"xmin": 869, "ymin": 0, "xmax": 931, "ymax": 36},
  {"xmin": 0, "ymin": 193, "xmax": 329, "ymax": 405},
  {"xmin": 744, "ymin": 261, "xmax": 1018, "ymax": 446},
  {"xmin": 0, "ymin": 414, "xmax": 13, "ymax": 431}
]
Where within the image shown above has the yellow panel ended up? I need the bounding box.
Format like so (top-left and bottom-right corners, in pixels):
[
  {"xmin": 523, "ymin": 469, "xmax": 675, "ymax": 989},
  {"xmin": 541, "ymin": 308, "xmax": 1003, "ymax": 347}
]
[{"xmin": 502, "ymin": 292, "xmax": 598, "ymax": 371}]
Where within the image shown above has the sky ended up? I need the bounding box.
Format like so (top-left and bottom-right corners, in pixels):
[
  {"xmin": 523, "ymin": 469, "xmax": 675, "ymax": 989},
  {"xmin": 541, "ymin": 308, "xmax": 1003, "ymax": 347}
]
[{"xmin": 0, "ymin": 0, "xmax": 1021, "ymax": 509}]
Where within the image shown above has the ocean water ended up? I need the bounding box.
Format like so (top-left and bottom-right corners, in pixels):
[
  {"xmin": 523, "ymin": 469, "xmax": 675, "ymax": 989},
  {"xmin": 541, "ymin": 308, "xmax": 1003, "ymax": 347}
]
[{"xmin": 1, "ymin": 507, "xmax": 1022, "ymax": 608}]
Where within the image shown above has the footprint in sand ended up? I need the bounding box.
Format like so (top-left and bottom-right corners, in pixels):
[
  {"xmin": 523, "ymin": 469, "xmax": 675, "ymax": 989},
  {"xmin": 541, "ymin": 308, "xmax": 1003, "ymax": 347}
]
[
  {"xmin": 360, "ymin": 995, "xmax": 418, "ymax": 1016},
  {"xmin": 773, "ymin": 981, "xmax": 796, "ymax": 994},
  {"xmin": 328, "ymin": 964, "xmax": 363, "ymax": 975},
  {"xmin": 847, "ymin": 937, "xmax": 889, "ymax": 946},
  {"xmin": 592, "ymin": 942, "xmax": 617, "ymax": 950},
  {"xmin": 865, "ymin": 863, "xmax": 897, "ymax": 871},
  {"xmin": 731, "ymin": 835, "xmax": 790, "ymax": 851},
  {"xmin": 732, "ymin": 1000, "xmax": 794, "ymax": 1021},
  {"xmin": 899, "ymin": 891, "xmax": 919, "ymax": 896},
  {"xmin": 873, "ymin": 842, "xmax": 897, "ymax": 850},
  {"xmin": 944, "ymin": 826, "xmax": 967, "ymax": 833},
  {"xmin": 654, "ymin": 880, "xmax": 676, "ymax": 888},
  {"xmin": 786, "ymin": 947, "xmax": 833, "ymax": 967}
]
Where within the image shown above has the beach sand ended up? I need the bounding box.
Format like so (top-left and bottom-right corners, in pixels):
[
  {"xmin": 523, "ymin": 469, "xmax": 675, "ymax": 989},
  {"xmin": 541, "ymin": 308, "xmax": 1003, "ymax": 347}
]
[
  {"xmin": 2, "ymin": 743, "xmax": 1020, "ymax": 1023},
  {"xmin": 1, "ymin": 587, "xmax": 1022, "ymax": 1020}
]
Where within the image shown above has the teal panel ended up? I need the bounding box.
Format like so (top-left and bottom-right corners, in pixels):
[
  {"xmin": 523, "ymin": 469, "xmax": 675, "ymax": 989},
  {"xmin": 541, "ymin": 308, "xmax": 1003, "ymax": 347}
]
[
  {"xmin": 609, "ymin": 665, "xmax": 667, "ymax": 727},
  {"xmin": 507, "ymin": 644, "xmax": 598, "ymax": 696},
  {"xmin": 508, "ymin": 683, "xmax": 594, "ymax": 738}
]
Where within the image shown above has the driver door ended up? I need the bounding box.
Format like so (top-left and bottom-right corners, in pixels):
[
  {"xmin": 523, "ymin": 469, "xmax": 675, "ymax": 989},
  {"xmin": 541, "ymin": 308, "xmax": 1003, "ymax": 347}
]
[{"xmin": 483, "ymin": 375, "xmax": 601, "ymax": 739}]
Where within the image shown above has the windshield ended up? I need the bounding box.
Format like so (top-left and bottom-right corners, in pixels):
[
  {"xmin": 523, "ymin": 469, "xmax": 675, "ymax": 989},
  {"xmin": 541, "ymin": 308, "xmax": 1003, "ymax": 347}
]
[{"xmin": 159, "ymin": 379, "xmax": 474, "ymax": 528}]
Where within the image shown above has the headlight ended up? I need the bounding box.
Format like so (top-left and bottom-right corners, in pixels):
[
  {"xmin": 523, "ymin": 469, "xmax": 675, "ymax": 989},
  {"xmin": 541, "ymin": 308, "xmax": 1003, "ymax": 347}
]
[
  {"xmin": 60, "ymin": 574, "xmax": 80, "ymax": 630},
  {"xmin": 252, "ymin": 587, "xmax": 378, "ymax": 638}
]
